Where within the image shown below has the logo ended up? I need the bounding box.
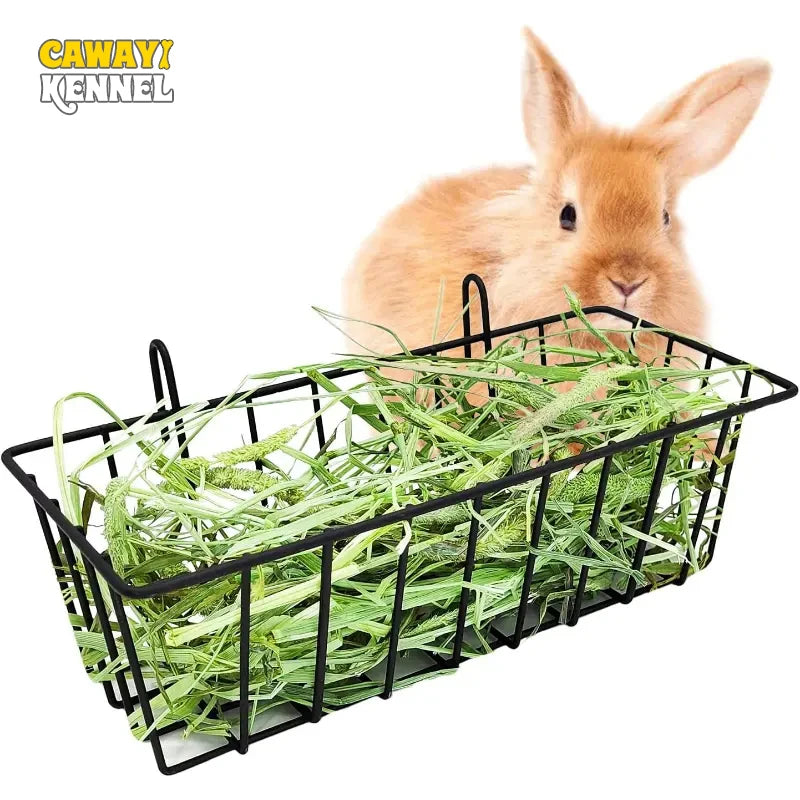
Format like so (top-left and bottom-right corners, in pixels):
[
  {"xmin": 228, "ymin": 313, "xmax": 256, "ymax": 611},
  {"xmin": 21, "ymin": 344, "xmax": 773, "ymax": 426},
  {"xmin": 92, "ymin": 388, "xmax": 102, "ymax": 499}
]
[{"xmin": 39, "ymin": 39, "xmax": 174, "ymax": 115}]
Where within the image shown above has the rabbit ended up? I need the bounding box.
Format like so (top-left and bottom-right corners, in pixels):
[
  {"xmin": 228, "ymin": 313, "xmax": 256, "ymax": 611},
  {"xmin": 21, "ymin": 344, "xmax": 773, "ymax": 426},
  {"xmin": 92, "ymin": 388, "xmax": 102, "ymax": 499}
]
[{"xmin": 343, "ymin": 28, "xmax": 770, "ymax": 364}]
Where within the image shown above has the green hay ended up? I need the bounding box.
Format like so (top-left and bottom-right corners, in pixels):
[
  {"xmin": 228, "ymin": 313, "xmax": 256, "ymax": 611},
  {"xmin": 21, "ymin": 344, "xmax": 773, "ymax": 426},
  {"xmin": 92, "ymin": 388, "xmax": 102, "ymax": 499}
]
[{"xmin": 53, "ymin": 300, "xmax": 760, "ymax": 741}]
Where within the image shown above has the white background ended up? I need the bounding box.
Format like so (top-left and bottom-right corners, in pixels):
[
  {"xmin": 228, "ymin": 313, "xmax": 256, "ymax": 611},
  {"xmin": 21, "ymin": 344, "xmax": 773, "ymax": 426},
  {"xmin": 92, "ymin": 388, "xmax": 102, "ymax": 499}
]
[{"xmin": 1, "ymin": 1, "xmax": 798, "ymax": 797}]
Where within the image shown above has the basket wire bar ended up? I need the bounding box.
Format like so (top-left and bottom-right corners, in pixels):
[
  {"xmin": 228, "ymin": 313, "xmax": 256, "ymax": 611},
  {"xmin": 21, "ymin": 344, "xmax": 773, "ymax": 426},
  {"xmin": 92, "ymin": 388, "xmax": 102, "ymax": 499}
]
[
  {"xmin": 537, "ymin": 322, "xmax": 547, "ymax": 366},
  {"xmin": 451, "ymin": 496, "xmax": 484, "ymax": 666},
  {"xmin": 4, "ymin": 274, "xmax": 797, "ymax": 774},
  {"xmin": 707, "ymin": 372, "xmax": 752, "ymax": 561},
  {"xmin": 83, "ymin": 560, "xmax": 134, "ymax": 713},
  {"xmin": 312, "ymin": 540, "xmax": 334, "ymax": 722},
  {"xmin": 309, "ymin": 380, "xmax": 327, "ymax": 450},
  {"xmin": 246, "ymin": 402, "xmax": 260, "ymax": 461},
  {"xmin": 382, "ymin": 544, "xmax": 410, "ymax": 699},
  {"xmin": 57, "ymin": 519, "xmax": 125, "ymax": 705},
  {"xmin": 568, "ymin": 455, "xmax": 613, "ymax": 626},
  {"xmin": 29, "ymin": 477, "xmax": 78, "ymax": 619},
  {"xmin": 110, "ymin": 587, "xmax": 169, "ymax": 772},
  {"xmin": 58, "ymin": 526, "xmax": 94, "ymax": 633},
  {"xmin": 623, "ymin": 433, "xmax": 675, "ymax": 603},
  {"xmin": 676, "ymin": 417, "xmax": 732, "ymax": 585},
  {"xmin": 663, "ymin": 336, "xmax": 675, "ymax": 368},
  {"xmin": 100, "ymin": 431, "xmax": 119, "ymax": 478},
  {"xmin": 510, "ymin": 472, "xmax": 550, "ymax": 648},
  {"xmin": 238, "ymin": 567, "xmax": 251, "ymax": 753}
]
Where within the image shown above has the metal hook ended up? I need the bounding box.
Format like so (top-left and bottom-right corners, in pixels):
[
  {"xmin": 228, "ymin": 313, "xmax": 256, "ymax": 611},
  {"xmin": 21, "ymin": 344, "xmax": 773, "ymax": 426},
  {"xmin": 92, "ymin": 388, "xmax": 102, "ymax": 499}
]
[
  {"xmin": 460, "ymin": 273, "xmax": 492, "ymax": 358},
  {"xmin": 148, "ymin": 339, "xmax": 189, "ymax": 456}
]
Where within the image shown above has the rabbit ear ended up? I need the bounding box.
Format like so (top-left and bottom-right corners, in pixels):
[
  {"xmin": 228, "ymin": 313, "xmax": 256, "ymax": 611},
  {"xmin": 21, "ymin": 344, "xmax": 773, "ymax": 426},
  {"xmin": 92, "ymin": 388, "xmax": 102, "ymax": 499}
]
[
  {"xmin": 640, "ymin": 59, "xmax": 771, "ymax": 179},
  {"xmin": 521, "ymin": 28, "xmax": 589, "ymax": 161}
]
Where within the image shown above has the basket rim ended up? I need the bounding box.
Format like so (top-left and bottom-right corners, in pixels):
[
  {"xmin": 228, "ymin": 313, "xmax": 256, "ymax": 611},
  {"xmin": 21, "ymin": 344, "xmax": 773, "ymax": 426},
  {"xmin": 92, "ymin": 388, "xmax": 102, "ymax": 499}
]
[{"xmin": 4, "ymin": 304, "xmax": 797, "ymax": 599}]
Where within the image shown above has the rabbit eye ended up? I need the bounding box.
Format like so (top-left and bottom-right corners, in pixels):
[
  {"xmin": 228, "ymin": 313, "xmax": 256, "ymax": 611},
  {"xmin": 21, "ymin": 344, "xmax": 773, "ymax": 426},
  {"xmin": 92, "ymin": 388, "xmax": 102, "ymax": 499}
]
[
  {"xmin": 560, "ymin": 203, "xmax": 577, "ymax": 231},
  {"xmin": 663, "ymin": 208, "xmax": 670, "ymax": 227}
]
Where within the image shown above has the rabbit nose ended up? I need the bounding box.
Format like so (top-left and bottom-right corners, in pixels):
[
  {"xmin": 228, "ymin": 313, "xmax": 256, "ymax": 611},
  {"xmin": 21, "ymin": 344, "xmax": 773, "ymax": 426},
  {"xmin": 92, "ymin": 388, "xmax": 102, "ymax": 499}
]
[{"xmin": 610, "ymin": 279, "xmax": 645, "ymax": 298}]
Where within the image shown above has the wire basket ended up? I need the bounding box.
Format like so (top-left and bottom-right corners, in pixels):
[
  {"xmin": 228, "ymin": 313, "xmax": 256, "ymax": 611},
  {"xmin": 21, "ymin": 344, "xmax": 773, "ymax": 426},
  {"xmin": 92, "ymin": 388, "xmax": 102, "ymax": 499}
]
[{"xmin": 4, "ymin": 275, "xmax": 796, "ymax": 774}]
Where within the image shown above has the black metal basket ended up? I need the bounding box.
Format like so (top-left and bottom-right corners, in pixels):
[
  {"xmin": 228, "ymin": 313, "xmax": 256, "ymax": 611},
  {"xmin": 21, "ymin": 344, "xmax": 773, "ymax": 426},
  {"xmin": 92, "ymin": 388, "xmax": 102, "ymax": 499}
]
[{"xmin": 4, "ymin": 275, "xmax": 796, "ymax": 774}]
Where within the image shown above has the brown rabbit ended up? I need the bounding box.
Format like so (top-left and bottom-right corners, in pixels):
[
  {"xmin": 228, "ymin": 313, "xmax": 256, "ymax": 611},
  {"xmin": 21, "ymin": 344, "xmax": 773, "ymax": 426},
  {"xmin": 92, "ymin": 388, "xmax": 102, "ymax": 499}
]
[{"xmin": 343, "ymin": 28, "xmax": 770, "ymax": 358}]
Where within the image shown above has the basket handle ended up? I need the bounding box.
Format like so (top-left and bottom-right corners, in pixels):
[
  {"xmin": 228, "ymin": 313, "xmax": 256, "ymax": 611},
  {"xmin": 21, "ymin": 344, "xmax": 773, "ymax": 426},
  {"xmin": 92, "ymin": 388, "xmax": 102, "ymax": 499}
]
[
  {"xmin": 461, "ymin": 273, "xmax": 492, "ymax": 358},
  {"xmin": 148, "ymin": 339, "xmax": 189, "ymax": 456}
]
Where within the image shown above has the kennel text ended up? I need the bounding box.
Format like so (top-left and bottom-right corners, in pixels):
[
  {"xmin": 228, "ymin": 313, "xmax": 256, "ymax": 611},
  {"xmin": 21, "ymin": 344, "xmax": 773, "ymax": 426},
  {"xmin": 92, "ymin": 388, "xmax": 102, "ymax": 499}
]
[{"xmin": 39, "ymin": 39, "xmax": 174, "ymax": 115}]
